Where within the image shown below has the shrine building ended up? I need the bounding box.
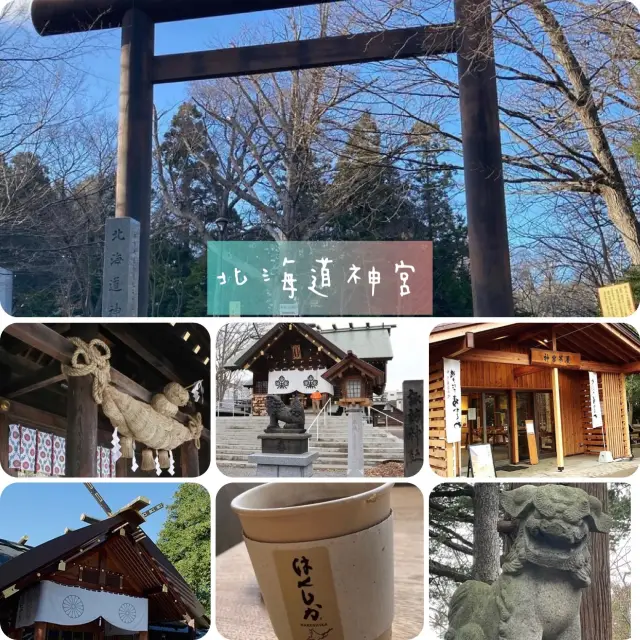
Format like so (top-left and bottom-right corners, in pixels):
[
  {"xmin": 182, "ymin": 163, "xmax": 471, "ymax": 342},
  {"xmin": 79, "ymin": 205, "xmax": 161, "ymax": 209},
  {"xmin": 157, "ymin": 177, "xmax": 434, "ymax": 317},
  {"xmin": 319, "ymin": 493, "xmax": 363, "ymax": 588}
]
[
  {"xmin": 429, "ymin": 322, "xmax": 639, "ymax": 477},
  {"xmin": 0, "ymin": 499, "xmax": 209, "ymax": 640},
  {"xmin": 0, "ymin": 323, "xmax": 210, "ymax": 478},
  {"xmin": 225, "ymin": 323, "xmax": 394, "ymax": 415}
]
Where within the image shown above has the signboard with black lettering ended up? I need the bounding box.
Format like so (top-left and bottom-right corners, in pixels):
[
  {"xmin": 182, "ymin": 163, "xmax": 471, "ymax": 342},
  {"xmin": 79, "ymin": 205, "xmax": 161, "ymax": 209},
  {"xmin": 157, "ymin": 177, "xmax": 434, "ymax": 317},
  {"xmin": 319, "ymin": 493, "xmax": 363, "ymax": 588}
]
[{"xmin": 530, "ymin": 348, "xmax": 581, "ymax": 369}]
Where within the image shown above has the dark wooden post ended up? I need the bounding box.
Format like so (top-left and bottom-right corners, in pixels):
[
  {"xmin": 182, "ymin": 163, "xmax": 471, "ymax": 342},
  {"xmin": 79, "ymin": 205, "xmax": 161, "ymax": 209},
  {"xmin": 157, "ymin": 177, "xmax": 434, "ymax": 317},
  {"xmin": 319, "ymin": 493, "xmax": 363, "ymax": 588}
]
[
  {"xmin": 455, "ymin": 0, "xmax": 513, "ymax": 316},
  {"xmin": 181, "ymin": 440, "xmax": 200, "ymax": 477},
  {"xmin": 33, "ymin": 622, "xmax": 46, "ymax": 640},
  {"xmin": 115, "ymin": 456, "xmax": 129, "ymax": 477},
  {"xmin": 115, "ymin": 8, "xmax": 154, "ymax": 315},
  {"xmin": 66, "ymin": 327, "xmax": 99, "ymax": 477},
  {"xmin": 0, "ymin": 406, "xmax": 10, "ymax": 474}
]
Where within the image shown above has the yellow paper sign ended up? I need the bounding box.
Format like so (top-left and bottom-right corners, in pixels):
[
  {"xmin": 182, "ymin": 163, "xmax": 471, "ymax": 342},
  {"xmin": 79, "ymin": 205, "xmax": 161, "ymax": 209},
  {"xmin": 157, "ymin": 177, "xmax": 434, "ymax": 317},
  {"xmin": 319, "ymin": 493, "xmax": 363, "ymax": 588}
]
[
  {"xmin": 598, "ymin": 282, "xmax": 636, "ymax": 317},
  {"xmin": 274, "ymin": 546, "xmax": 344, "ymax": 640}
]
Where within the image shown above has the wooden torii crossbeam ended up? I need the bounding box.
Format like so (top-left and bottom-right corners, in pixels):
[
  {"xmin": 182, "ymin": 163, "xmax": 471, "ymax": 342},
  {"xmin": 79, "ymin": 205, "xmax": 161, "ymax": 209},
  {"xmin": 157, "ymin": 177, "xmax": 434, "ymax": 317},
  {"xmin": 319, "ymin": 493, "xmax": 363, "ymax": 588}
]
[{"xmin": 31, "ymin": 0, "xmax": 513, "ymax": 316}]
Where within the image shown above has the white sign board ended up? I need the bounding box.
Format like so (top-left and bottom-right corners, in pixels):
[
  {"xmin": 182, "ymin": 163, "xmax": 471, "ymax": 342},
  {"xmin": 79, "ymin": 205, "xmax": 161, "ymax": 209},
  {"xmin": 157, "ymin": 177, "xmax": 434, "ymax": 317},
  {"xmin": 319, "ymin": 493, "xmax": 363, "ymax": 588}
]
[
  {"xmin": 467, "ymin": 407, "xmax": 477, "ymax": 420},
  {"xmin": 589, "ymin": 372, "xmax": 603, "ymax": 428},
  {"xmin": 525, "ymin": 420, "xmax": 535, "ymax": 435},
  {"xmin": 279, "ymin": 302, "xmax": 299, "ymax": 316},
  {"xmin": 443, "ymin": 358, "xmax": 462, "ymax": 443},
  {"xmin": 468, "ymin": 444, "xmax": 496, "ymax": 478}
]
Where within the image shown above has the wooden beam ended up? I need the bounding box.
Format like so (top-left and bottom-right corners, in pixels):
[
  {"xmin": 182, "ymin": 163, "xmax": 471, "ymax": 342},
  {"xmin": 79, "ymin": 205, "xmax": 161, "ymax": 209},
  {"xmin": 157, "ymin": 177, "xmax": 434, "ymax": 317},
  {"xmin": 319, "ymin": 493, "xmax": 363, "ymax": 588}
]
[
  {"xmin": 1, "ymin": 362, "xmax": 66, "ymax": 399},
  {"xmin": 103, "ymin": 324, "xmax": 185, "ymax": 383},
  {"xmin": 458, "ymin": 349, "xmax": 529, "ymax": 365},
  {"xmin": 32, "ymin": 0, "xmax": 347, "ymax": 36},
  {"xmin": 2, "ymin": 324, "xmax": 192, "ymax": 422},
  {"xmin": 580, "ymin": 360, "xmax": 623, "ymax": 374},
  {"xmin": 622, "ymin": 362, "xmax": 640, "ymax": 374},
  {"xmin": 551, "ymin": 329, "xmax": 565, "ymax": 472},
  {"xmin": 153, "ymin": 25, "xmax": 459, "ymax": 84},
  {"xmin": 513, "ymin": 365, "xmax": 545, "ymax": 378},
  {"xmin": 80, "ymin": 514, "xmax": 103, "ymax": 525},
  {"xmin": 446, "ymin": 332, "xmax": 475, "ymax": 358}
]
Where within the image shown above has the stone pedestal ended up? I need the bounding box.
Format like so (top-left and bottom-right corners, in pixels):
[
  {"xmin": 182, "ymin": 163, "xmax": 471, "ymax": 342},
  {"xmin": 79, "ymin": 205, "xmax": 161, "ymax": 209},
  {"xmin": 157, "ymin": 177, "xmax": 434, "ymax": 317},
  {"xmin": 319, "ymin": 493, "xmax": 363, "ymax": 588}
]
[
  {"xmin": 248, "ymin": 451, "xmax": 319, "ymax": 477},
  {"xmin": 249, "ymin": 431, "xmax": 318, "ymax": 477},
  {"xmin": 348, "ymin": 406, "xmax": 364, "ymax": 477}
]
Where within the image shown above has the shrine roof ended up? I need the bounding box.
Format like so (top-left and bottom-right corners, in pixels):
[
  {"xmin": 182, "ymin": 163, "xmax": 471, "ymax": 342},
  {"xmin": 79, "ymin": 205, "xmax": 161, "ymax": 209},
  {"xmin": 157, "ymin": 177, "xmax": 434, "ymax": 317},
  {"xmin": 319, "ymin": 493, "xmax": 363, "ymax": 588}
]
[
  {"xmin": 0, "ymin": 540, "xmax": 31, "ymax": 567},
  {"xmin": 430, "ymin": 322, "xmax": 640, "ymax": 366},
  {"xmin": 0, "ymin": 509, "xmax": 209, "ymax": 628},
  {"xmin": 227, "ymin": 323, "xmax": 393, "ymax": 369}
]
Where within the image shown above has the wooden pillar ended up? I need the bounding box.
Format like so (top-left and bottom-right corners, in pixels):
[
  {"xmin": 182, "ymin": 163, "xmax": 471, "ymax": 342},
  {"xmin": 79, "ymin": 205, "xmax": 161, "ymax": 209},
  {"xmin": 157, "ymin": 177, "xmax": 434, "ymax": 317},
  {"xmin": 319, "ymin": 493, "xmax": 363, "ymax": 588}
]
[
  {"xmin": 66, "ymin": 326, "xmax": 99, "ymax": 477},
  {"xmin": 181, "ymin": 441, "xmax": 200, "ymax": 477},
  {"xmin": 509, "ymin": 389, "xmax": 518, "ymax": 464},
  {"xmin": 33, "ymin": 622, "xmax": 46, "ymax": 640},
  {"xmin": 0, "ymin": 404, "xmax": 10, "ymax": 474},
  {"xmin": 454, "ymin": 0, "xmax": 513, "ymax": 316},
  {"xmin": 115, "ymin": 8, "xmax": 154, "ymax": 315},
  {"xmin": 116, "ymin": 456, "xmax": 129, "ymax": 477},
  {"xmin": 619, "ymin": 373, "xmax": 632, "ymax": 458},
  {"xmin": 552, "ymin": 329, "xmax": 565, "ymax": 471}
]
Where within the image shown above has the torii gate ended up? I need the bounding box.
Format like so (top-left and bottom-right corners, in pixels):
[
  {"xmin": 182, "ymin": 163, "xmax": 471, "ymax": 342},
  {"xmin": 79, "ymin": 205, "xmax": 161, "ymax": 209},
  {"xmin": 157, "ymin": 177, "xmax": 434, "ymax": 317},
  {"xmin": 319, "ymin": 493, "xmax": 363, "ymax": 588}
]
[{"xmin": 31, "ymin": 0, "xmax": 513, "ymax": 316}]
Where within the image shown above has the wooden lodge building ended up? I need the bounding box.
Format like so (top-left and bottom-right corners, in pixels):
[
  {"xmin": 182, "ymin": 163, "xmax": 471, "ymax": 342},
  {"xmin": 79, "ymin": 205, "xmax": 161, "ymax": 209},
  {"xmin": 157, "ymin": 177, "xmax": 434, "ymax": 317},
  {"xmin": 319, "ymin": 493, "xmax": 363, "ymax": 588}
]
[
  {"xmin": 429, "ymin": 322, "xmax": 638, "ymax": 476},
  {"xmin": 0, "ymin": 499, "xmax": 209, "ymax": 640},
  {"xmin": 0, "ymin": 323, "xmax": 210, "ymax": 478},
  {"xmin": 225, "ymin": 323, "xmax": 394, "ymax": 415}
]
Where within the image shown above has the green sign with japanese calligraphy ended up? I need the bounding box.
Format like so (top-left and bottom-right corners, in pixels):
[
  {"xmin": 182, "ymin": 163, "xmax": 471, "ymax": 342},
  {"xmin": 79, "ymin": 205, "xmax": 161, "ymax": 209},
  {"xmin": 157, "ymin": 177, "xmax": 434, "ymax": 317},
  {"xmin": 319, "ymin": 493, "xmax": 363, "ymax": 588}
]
[{"xmin": 207, "ymin": 241, "xmax": 432, "ymax": 316}]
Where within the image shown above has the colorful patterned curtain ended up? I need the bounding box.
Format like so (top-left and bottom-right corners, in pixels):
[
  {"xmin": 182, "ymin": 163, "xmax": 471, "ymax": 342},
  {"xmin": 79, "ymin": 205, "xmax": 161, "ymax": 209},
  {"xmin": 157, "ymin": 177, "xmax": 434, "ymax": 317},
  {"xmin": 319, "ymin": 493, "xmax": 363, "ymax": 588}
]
[{"xmin": 7, "ymin": 424, "xmax": 112, "ymax": 477}]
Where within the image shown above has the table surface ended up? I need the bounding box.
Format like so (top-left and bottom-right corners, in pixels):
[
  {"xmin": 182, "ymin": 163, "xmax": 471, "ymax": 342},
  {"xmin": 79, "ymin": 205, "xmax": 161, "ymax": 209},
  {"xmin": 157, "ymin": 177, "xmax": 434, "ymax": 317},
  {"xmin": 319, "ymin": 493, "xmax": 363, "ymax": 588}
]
[{"xmin": 216, "ymin": 485, "xmax": 424, "ymax": 640}]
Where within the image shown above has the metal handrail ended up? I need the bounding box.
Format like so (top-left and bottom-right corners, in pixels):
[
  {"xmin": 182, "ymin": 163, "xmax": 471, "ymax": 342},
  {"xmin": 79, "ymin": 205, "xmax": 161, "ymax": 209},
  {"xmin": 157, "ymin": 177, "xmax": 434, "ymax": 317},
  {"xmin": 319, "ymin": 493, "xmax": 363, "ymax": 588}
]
[
  {"xmin": 368, "ymin": 405, "xmax": 403, "ymax": 428},
  {"xmin": 307, "ymin": 398, "xmax": 332, "ymax": 440}
]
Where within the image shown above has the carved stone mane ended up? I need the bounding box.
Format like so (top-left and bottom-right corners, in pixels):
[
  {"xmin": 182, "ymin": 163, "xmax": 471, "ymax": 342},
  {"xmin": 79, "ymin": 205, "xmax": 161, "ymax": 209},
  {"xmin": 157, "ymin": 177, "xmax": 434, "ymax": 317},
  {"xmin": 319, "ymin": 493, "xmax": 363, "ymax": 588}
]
[{"xmin": 445, "ymin": 485, "xmax": 612, "ymax": 640}]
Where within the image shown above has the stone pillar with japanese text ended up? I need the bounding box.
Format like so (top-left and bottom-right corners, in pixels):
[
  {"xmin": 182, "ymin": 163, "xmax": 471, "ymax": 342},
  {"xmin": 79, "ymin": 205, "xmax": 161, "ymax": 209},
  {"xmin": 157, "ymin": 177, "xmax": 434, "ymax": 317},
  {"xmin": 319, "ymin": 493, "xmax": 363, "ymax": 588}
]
[
  {"xmin": 403, "ymin": 380, "xmax": 424, "ymax": 477},
  {"xmin": 0, "ymin": 267, "xmax": 13, "ymax": 315},
  {"xmin": 102, "ymin": 218, "xmax": 140, "ymax": 317},
  {"xmin": 347, "ymin": 406, "xmax": 365, "ymax": 477}
]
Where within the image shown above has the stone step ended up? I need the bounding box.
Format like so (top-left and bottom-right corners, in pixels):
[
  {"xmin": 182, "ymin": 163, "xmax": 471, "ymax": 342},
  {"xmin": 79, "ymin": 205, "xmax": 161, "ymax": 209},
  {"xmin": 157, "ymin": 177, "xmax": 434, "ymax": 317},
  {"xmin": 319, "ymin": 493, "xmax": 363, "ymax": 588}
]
[
  {"xmin": 216, "ymin": 448, "xmax": 404, "ymax": 457},
  {"xmin": 217, "ymin": 456, "xmax": 402, "ymax": 469}
]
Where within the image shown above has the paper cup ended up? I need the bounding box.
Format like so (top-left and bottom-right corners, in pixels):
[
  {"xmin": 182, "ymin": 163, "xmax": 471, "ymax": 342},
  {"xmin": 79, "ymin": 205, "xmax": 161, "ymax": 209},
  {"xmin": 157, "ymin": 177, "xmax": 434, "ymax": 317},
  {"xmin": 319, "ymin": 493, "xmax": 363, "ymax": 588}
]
[{"xmin": 231, "ymin": 482, "xmax": 395, "ymax": 640}]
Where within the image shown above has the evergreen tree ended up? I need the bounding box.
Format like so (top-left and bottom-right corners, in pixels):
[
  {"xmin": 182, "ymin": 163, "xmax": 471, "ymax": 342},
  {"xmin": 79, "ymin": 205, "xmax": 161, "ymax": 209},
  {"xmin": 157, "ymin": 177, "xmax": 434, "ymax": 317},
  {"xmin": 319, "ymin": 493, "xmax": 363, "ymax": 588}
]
[
  {"xmin": 157, "ymin": 484, "xmax": 211, "ymax": 615},
  {"xmin": 322, "ymin": 112, "xmax": 414, "ymax": 240},
  {"xmin": 409, "ymin": 128, "xmax": 472, "ymax": 316}
]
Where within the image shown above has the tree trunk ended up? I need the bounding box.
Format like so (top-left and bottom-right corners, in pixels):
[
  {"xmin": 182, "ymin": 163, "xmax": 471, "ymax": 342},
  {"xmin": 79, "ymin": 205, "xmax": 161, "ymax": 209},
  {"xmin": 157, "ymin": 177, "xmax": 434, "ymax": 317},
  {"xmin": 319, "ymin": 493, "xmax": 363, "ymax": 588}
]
[
  {"xmin": 472, "ymin": 483, "xmax": 501, "ymax": 583},
  {"xmin": 567, "ymin": 483, "xmax": 612, "ymax": 640},
  {"xmin": 529, "ymin": 0, "xmax": 640, "ymax": 265}
]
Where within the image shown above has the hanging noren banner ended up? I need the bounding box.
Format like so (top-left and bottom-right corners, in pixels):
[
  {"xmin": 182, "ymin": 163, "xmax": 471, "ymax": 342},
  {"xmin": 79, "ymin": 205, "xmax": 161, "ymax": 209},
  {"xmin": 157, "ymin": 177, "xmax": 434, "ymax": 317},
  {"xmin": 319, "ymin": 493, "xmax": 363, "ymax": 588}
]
[
  {"xmin": 443, "ymin": 358, "xmax": 462, "ymax": 444},
  {"xmin": 589, "ymin": 372, "xmax": 603, "ymax": 429}
]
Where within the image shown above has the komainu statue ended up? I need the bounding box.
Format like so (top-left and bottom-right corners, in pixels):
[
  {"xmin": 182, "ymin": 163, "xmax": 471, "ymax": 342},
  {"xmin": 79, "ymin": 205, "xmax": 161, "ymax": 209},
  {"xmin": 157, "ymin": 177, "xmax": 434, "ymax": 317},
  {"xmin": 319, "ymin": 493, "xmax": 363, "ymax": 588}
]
[
  {"xmin": 265, "ymin": 394, "xmax": 306, "ymax": 431},
  {"xmin": 445, "ymin": 484, "xmax": 612, "ymax": 640}
]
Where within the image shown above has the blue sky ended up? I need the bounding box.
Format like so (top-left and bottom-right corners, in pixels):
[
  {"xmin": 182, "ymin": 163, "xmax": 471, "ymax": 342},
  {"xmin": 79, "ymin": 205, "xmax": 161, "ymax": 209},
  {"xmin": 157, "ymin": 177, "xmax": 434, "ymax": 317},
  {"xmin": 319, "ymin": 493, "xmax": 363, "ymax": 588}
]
[{"xmin": 0, "ymin": 482, "xmax": 189, "ymax": 546}]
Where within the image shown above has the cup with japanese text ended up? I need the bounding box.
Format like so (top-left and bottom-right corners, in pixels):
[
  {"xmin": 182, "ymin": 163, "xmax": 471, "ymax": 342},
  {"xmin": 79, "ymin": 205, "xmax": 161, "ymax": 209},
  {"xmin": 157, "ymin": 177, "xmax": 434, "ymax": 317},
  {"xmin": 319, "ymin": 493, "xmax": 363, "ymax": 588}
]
[{"xmin": 231, "ymin": 482, "xmax": 395, "ymax": 640}]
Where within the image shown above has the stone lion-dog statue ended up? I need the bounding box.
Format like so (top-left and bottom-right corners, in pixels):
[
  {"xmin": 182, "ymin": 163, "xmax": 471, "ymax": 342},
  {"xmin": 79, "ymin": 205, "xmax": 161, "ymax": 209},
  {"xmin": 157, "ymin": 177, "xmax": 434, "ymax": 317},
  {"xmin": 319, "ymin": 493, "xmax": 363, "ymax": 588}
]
[{"xmin": 445, "ymin": 484, "xmax": 612, "ymax": 640}]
